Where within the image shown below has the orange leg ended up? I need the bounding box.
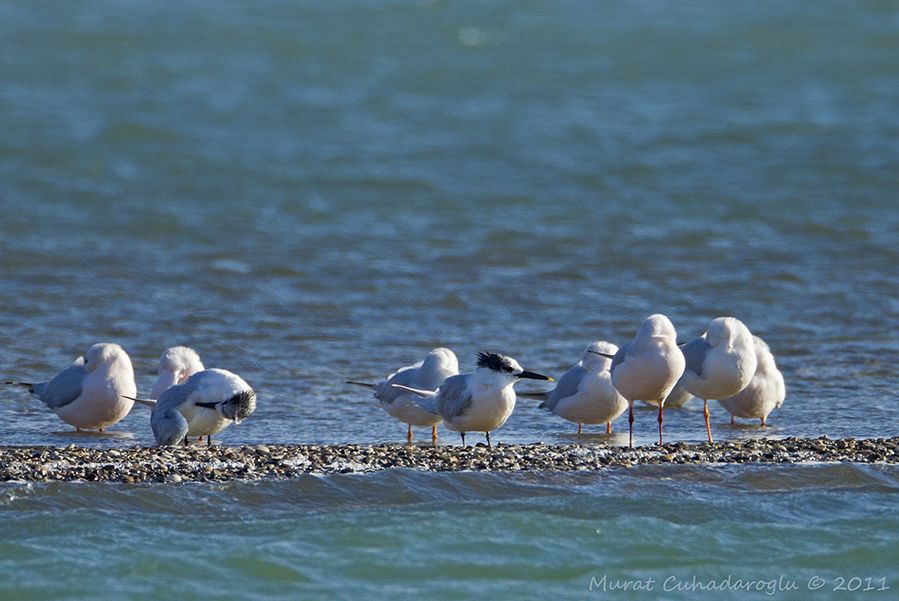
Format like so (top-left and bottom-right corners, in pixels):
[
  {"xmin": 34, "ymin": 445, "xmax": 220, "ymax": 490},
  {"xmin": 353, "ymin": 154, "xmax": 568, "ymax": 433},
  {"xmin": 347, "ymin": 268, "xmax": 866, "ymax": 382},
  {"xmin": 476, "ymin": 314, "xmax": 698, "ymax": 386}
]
[
  {"xmin": 406, "ymin": 424, "xmax": 413, "ymax": 443},
  {"xmin": 431, "ymin": 424, "xmax": 438, "ymax": 445},
  {"xmin": 704, "ymin": 400, "xmax": 714, "ymax": 443},
  {"xmin": 628, "ymin": 404, "xmax": 634, "ymax": 448},
  {"xmin": 760, "ymin": 416, "xmax": 767, "ymax": 427},
  {"xmin": 606, "ymin": 421, "xmax": 612, "ymax": 434},
  {"xmin": 577, "ymin": 423, "xmax": 583, "ymax": 435},
  {"xmin": 657, "ymin": 401, "xmax": 664, "ymax": 445}
]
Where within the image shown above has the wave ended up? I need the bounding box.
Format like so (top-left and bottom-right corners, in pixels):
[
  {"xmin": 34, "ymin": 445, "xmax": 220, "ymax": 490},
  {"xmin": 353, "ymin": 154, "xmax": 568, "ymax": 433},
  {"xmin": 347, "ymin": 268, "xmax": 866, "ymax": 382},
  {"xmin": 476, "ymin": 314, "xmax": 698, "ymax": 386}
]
[{"xmin": 3, "ymin": 463, "xmax": 896, "ymax": 516}]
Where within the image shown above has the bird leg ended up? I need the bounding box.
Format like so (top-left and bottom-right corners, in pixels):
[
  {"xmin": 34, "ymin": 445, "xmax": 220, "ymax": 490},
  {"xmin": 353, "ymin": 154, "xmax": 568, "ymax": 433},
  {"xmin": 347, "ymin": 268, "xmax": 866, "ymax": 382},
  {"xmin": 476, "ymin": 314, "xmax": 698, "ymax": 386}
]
[
  {"xmin": 703, "ymin": 400, "xmax": 714, "ymax": 443},
  {"xmin": 431, "ymin": 424, "xmax": 438, "ymax": 445},
  {"xmin": 98, "ymin": 427, "xmax": 104, "ymax": 433},
  {"xmin": 485, "ymin": 431, "xmax": 491, "ymax": 447},
  {"xmin": 460, "ymin": 432, "xmax": 466, "ymax": 446},
  {"xmin": 577, "ymin": 423, "xmax": 582, "ymax": 435},
  {"xmin": 182, "ymin": 435, "xmax": 189, "ymax": 447},
  {"xmin": 760, "ymin": 416, "xmax": 767, "ymax": 427},
  {"xmin": 406, "ymin": 424, "xmax": 413, "ymax": 444},
  {"xmin": 628, "ymin": 404, "xmax": 634, "ymax": 448},
  {"xmin": 657, "ymin": 401, "xmax": 664, "ymax": 445},
  {"xmin": 206, "ymin": 435, "xmax": 212, "ymax": 447},
  {"xmin": 606, "ymin": 421, "xmax": 612, "ymax": 434},
  {"xmin": 730, "ymin": 416, "xmax": 735, "ymax": 425}
]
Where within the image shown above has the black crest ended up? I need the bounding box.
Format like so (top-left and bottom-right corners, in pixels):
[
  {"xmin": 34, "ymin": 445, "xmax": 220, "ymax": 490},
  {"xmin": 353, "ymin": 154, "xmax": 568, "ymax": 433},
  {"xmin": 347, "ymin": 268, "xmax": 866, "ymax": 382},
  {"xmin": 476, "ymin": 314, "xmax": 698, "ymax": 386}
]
[
  {"xmin": 224, "ymin": 389, "xmax": 257, "ymax": 421},
  {"xmin": 476, "ymin": 352, "xmax": 516, "ymax": 373}
]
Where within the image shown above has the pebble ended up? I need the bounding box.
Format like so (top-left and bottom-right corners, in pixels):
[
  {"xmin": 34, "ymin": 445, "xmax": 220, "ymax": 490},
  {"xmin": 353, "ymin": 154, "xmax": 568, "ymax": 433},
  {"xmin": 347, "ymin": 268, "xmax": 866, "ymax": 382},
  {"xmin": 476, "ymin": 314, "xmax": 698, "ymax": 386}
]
[{"xmin": 0, "ymin": 436, "xmax": 896, "ymax": 484}]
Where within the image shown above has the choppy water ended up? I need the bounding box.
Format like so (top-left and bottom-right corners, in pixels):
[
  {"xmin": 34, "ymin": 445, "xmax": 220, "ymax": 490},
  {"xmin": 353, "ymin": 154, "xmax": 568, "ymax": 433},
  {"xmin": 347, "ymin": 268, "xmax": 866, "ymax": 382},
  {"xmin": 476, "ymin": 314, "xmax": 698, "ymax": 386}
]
[
  {"xmin": 2, "ymin": 464, "xmax": 898, "ymax": 600},
  {"xmin": 1, "ymin": 1, "xmax": 897, "ymax": 598}
]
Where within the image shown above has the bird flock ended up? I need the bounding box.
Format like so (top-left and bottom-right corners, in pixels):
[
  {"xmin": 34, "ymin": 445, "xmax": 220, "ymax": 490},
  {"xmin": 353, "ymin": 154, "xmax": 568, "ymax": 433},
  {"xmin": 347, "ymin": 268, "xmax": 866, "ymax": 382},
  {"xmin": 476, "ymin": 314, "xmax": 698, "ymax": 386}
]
[
  {"xmin": 4, "ymin": 345, "xmax": 254, "ymax": 447},
  {"xmin": 3, "ymin": 314, "xmax": 785, "ymax": 448}
]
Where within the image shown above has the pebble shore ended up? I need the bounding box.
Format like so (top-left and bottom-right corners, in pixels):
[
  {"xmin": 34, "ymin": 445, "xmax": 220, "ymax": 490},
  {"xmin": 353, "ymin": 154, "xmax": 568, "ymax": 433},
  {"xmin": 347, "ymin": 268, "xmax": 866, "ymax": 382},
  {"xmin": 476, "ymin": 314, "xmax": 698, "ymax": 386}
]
[{"xmin": 1, "ymin": 436, "xmax": 896, "ymax": 484}]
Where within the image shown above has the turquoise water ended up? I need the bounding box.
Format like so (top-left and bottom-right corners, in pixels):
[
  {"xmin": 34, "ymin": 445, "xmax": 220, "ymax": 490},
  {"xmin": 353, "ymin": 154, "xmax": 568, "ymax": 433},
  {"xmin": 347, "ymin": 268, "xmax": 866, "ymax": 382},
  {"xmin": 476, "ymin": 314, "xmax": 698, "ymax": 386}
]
[
  {"xmin": 2, "ymin": 464, "xmax": 898, "ymax": 600},
  {"xmin": 1, "ymin": 1, "xmax": 897, "ymax": 598}
]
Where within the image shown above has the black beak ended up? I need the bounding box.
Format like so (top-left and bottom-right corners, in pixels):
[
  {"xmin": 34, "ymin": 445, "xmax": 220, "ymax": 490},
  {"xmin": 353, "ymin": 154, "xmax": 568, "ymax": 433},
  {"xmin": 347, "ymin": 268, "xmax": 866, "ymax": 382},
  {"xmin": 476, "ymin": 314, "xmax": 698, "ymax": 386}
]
[
  {"xmin": 194, "ymin": 401, "xmax": 218, "ymax": 409},
  {"xmin": 518, "ymin": 370, "xmax": 554, "ymax": 382},
  {"xmin": 587, "ymin": 350, "xmax": 615, "ymax": 359}
]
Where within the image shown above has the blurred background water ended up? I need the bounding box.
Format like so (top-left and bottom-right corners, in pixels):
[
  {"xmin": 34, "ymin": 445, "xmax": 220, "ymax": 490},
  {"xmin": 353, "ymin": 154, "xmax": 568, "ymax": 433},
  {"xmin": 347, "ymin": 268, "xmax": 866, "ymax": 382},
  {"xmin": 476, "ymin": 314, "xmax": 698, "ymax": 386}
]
[{"xmin": 1, "ymin": 1, "xmax": 897, "ymax": 598}]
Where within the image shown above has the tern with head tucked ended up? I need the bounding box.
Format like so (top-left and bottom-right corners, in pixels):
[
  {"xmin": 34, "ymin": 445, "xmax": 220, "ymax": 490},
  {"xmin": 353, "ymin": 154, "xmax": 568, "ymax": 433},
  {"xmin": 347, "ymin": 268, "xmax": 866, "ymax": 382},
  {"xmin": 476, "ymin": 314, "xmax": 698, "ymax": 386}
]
[
  {"xmin": 394, "ymin": 352, "xmax": 553, "ymax": 446},
  {"xmin": 347, "ymin": 347, "xmax": 458, "ymax": 443},
  {"xmin": 601, "ymin": 314, "xmax": 685, "ymax": 448},
  {"xmin": 151, "ymin": 346, "xmax": 204, "ymax": 400},
  {"xmin": 144, "ymin": 345, "xmax": 211, "ymax": 443},
  {"xmin": 523, "ymin": 341, "xmax": 627, "ymax": 434},
  {"xmin": 678, "ymin": 316, "xmax": 757, "ymax": 443},
  {"xmin": 133, "ymin": 368, "xmax": 256, "ymax": 446},
  {"xmin": 4, "ymin": 343, "xmax": 137, "ymax": 432},
  {"xmin": 717, "ymin": 335, "xmax": 785, "ymax": 427}
]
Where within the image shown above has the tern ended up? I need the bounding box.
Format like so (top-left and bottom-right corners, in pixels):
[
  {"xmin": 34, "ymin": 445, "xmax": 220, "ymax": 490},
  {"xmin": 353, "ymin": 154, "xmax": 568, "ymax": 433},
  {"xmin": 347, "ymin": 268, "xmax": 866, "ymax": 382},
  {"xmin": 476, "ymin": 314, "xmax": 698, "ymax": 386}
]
[
  {"xmin": 521, "ymin": 341, "xmax": 627, "ymax": 434},
  {"xmin": 717, "ymin": 335, "xmax": 785, "ymax": 427},
  {"xmin": 599, "ymin": 315, "xmax": 685, "ymax": 448},
  {"xmin": 394, "ymin": 352, "xmax": 553, "ymax": 446},
  {"xmin": 678, "ymin": 316, "xmax": 757, "ymax": 443},
  {"xmin": 131, "ymin": 368, "xmax": 256, "ymax": 446},
  {"xmin": 4, "ymin": 343, "xmax": 137, "ymax": 432},
  {"xmin": 150, "ymin": 346, "xmax": 205, "ymax": 400},
  {"xmin": 347, "ymin": 347, "xmax": 458, "ymax": 443}
]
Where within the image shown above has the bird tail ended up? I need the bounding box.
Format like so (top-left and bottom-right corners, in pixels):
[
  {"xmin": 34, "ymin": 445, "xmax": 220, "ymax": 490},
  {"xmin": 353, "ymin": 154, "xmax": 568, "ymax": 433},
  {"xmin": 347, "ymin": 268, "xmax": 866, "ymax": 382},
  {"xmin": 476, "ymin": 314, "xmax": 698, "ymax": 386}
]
[
  {"xmin": 3, "ymin": 381, "xmax": 34, "ymax": 393},
  {"xmin": 123, "ymin": 395, "xmax": 157, "ymax": 408},
  {"xmin": 388, "ymin": 383, "xmax": 440, "ymax": 414},
  {"xmin": 391, "ymin": 383, "xmax": 437, "ymax": 397},
  {"xmin": 517, "ymin": 390, "xmax": 550, "ymax": 410},
  {"xmin": 517, "ymin": 391, "xmax": 549, "ymax": 400},
  {"xmin": 345, "ymin": 381, "xmax": 375, "ymax": 388}
]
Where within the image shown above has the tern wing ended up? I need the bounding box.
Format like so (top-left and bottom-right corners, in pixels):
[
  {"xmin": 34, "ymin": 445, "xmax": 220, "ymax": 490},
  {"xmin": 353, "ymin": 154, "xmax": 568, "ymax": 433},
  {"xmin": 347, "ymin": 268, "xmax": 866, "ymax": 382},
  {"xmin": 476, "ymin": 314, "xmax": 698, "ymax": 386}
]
[
  {"xmin": 151, "ymin": 406, "xmax": 189, "ymax": 446},
  {"xmin": 435, "ymin": 375, "xmax": 473, "ymax": 420},
  {"xmin": 542, "ymin": 364, "xmax": 587, "ymax": 412},
  {"xmin": 149, "ymin": 382, "xmax": 196, "ymax": 445},
  {"xmin": 155, "ymin": 380, "xmax": 196, "ymax": 413},
  {"xmin": 32, "ymin": 362, "xmax": 88, "ymax": 409},
  {"xmin": 680, "ymin": 338, "xmax": 712, "ymax": 376},
  {"xmin": 377, "ymin": 366, "xmax": 425, "ymax": 404}
]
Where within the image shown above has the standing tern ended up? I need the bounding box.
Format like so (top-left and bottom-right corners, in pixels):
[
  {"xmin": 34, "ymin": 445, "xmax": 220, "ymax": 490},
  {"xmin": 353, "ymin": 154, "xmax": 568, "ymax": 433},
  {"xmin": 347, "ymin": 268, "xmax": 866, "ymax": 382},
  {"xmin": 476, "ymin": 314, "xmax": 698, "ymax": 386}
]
[
  {"xmin": 678, "ymin": 316, "xmax": 757, "ymax": 443},
  {"xmin": 523, "ymin": 341, "xmax": 627, "ymax": 434},
  {"xmin": 600, "ymin": 315, "xmax": 685, "ymax": 448},
  {"xmin": 150, "ymin": 346, "xmax": 205, "ymax": 400},
  {"xmin": 4, "ymin": 343, "xmax": 137, "ymax": 432},
  {"xmin": 347, "ymin": 347, "xmax": 459, "ymax": 443},
  {"xmin": 394, "ymin": 352, "xmax": 553, "ymax": 446},
  {"xmin": 717, "ymin": 335, "xmax": 785, "ymax": 427}
]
